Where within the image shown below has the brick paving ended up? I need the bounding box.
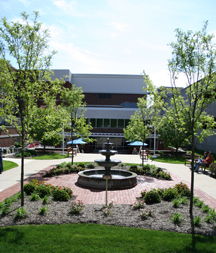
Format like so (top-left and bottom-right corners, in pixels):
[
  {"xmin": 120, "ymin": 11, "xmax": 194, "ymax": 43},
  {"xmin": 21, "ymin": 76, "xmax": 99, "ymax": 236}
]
[{"xmin": 1, "ymin": 166, "xmax": 216, "ymax": 210}]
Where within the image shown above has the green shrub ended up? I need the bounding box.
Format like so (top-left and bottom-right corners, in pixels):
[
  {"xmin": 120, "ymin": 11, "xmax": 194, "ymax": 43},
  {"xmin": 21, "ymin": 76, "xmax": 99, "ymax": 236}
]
[
  {"xmin": 162, "ymin": 188, "xmax": 178, "ymax": 201},
  {"xmin": 30, "ymin": 193, "xmax": 41, "ymax": 201},
  {"xmin": 86, "ymin": 162, "xmax": 95, "ymax": 169},
  {"xmin": 180, "ymin": 196, "xmax": 188, "ymax": 205},
  {"xmin": 192, "ymin": 216, "xmax": 202, "ymax": 227},
  {"xmin": 202, "ymin": 204, "xmax": 211, "ymax": 213},
  {"xmin": 24, "ymin": 183, "xmax": 36, "ymax": 195},
  {"xmin": 174, "ymin": 182, "xmax": 191, "ymax": 197},
  {"xmin": 76, "ymin": 162, "xmax": 85, "ymax": 168},
  {"xmin": 133, "ymin": 200, "xmax": 146, "ymax": 210},
  {"xmin": 170, "ymin": 212, "xmax": 183, "ymax": 225},
  {"xmin": 39, "ymin": 206, "xmax": 49, "ymax": 215},
  {"xmin": 144, "ymin": 189, "xmax": 161, "ymax": 204},
  {"xmin": 15, "ymin": 207, "xmax": 29, "ymax": 219},
  {"xmin": 36, "ymin": 184, "xmax": 52, "ymax": 198},
  {"xmin": 172, "ymin": 198, "xmax": 181, "ymax": 208},
  {"xmin": 53, "ymin": 188, "xmax": 70, "ymax": 201},
  {"xmin": 70, "ymin": 200, "xmax": 85, "ymax": 214},
  {"xmin": 14, "ymin": 142, "xmax": 21, "ymax": 147}
]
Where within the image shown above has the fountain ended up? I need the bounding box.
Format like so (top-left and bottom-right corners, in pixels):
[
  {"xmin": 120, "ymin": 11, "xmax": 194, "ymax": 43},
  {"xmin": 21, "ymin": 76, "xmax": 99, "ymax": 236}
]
[{"xmin": 77, "ymin": 138, "xmax": 137, "ymax": 189}]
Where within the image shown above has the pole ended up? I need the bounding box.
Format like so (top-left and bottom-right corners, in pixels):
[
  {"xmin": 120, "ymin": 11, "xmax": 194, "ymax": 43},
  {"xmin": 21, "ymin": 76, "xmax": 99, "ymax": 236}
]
[
  {"xmin": 152, "ymin": 127, "xmax": 157, "ymax": 159},
  {"xmin": 106, "ymin": 178, "xmax": 108, "ymax": 206},
  {"xmin": 61, "ymin": 124, "xmax": 65, "ymax": 156}
]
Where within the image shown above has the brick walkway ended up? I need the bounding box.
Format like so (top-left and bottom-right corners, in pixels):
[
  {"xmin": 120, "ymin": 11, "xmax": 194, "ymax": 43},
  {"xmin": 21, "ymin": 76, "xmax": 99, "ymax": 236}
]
[{"xmin": 1, "ymin": 166, "xmax": 216, "ymax": 209}]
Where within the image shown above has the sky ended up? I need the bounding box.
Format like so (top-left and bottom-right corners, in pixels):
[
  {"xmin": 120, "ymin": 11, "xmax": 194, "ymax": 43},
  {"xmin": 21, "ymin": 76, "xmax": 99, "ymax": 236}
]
[{"xmin": 1, "ymin": 0, "xmax": 216, "ymax": 87}]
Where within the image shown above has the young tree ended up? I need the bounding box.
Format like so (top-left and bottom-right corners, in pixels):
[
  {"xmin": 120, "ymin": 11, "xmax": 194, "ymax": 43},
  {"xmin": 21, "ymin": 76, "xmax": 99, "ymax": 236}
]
[
  {"xmin": 0, "ymin": 12, "xmax": 65, "ymax": 206},
  {"xmin": 158, "ymin": 108, "xmax": 191, "ymax": 155},
  {"xmin": 29, "ymin": 105, "xmax": 68, "ymax": 152},
  {"xmin": 148, "ymin": 21, "xmax": 216, "ymax": 218},
  {"xmin": 124, "ymin": 74, "xmax": 156, "ymax": 166},
  {"xmin": 61, "ymin": 85, "xmax": 93, "ymax": 164}
]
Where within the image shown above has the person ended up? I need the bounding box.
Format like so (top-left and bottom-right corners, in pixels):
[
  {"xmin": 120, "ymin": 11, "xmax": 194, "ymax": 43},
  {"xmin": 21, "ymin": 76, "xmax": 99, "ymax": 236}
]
[
  {"xmin": 194, "ymin": 151, "xmax": 213, "ymax": 173},
  {"xmin": 0, "ymin": 147, "xmax": 3, "ymax": 174},
  {"xmin": 132, "ymin": 147, "xmax": 138, "ymax": 155},
  {"xmin": 196, "ymin": 151, "xmax": 207, "ymax": 164}
]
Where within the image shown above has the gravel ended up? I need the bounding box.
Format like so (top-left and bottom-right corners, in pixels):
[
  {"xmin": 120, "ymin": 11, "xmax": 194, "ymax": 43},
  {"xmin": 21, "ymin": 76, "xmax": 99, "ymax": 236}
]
[{"xmin": 1, "ymin": 196, "xmax": 216, "ymax": 236}]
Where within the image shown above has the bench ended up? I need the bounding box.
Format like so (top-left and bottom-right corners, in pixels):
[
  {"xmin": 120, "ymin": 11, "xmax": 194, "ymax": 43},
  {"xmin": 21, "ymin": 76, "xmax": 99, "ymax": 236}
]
[
  {"xmin": 67, "ymin": 147, "xmax": 77, "ymax": 157},
  {"xmin": 184, "ymin": 155, "xmax": 199, "ymax": 166},
  {"xmin": 200, "ymin": 159, "xmax": 214, "ymax": 173}
]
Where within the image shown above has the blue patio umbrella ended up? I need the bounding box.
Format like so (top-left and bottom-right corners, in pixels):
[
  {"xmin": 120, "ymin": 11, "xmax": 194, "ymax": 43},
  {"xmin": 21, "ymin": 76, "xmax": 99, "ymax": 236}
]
[
  {"xmin": 67, "ymin": 138, "xmax": 87, "ymax": 145},
  {"xmin": 128, "ymin": 141, "xmax": 148, "ymax": 146}
]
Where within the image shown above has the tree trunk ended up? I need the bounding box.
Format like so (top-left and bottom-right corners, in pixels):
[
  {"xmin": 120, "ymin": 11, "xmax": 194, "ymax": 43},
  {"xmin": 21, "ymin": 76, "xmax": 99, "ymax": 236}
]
[{"xmin": 189, "ymin": 130, "xmax": 195, "ymax": 219}]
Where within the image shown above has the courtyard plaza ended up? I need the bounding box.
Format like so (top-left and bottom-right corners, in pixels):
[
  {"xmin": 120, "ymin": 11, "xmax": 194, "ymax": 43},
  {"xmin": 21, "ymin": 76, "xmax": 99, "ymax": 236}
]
[{"xmin": 0, "ymin": 153, "xmax": 216, "ymax": 210}]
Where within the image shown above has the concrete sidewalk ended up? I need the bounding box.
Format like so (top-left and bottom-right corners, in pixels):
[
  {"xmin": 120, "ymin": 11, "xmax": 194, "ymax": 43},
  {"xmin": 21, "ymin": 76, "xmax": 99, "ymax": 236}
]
[{"xmin": 1, "ymin": 153, "xmax": 216, "ymax": 203}]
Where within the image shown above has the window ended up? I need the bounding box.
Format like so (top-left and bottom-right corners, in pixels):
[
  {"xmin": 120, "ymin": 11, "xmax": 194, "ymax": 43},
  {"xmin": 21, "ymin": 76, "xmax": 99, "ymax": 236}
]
[
  {"xmin": 111, "ymin": 119, "xmax": 117, "ymax": 128},
  {"xmin": 118, "ymin": 119, "xmax": 124, "ymax": 128},
  {"xmin": 97, "ymin": 119, "xmax": 103, "ymax": 127},
  {"xmin": 98, "ymin": 93, "xmax": 112, "ymax": 99},
  {"xmin": 125, "ymin": 119, "xmax": 130, "ymax": 127},
  {"xmin": 89, "ymin": 118, "xmax": 96, "ymax": 127},
  {"xmin": 104, "ymin": 119, "xmax": 110, "ymax": 127}
]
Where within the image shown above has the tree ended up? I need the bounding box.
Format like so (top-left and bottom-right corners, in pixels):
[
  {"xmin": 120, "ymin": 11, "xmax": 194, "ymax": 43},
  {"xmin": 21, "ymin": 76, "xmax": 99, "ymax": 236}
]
[
  {"xmin": 148, "ymin": 21, "xmax": 216, "ymax": 219},
  {"xmin": 0, "ymin": 12, "xmax": 65, "ymax": 206},
  {"xmin": 158, "ymin": 108, "xmax": 191, "ymax": 155},
  {"xmin": 124, "ymin": 73, "xmax": 156, "ymax": 166},
  {"xmin": 29, "ymin": 105, "xmax": 68, "ymax": 152},
  {"xmin": 61, "ymin": 85, "xmax": 93, "ymax": 164}
]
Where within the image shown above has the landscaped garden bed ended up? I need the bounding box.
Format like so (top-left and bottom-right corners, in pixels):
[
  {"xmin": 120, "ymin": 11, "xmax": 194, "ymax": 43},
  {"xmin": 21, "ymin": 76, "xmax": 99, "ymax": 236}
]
[{"xmin": 0, "ymin": 182, "xmax": 216, "ymax": 237}]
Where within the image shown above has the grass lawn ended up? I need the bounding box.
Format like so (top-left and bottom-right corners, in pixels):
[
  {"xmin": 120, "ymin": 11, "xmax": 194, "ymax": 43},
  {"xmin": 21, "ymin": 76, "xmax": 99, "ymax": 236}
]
[
  {"xmin": 32, "ymin": 153, "xmax": 69, "ymax": 160},
  {"xmin": 0, "ymin": 223, "xmax": 216, "ymax": 253},
  {"xmin": 149, "ymin": 156, "xmax": 186, "ymax": 164},
  {"xmin": 3, "ymin": 161, "xmax": 18, "ymax": 171}
]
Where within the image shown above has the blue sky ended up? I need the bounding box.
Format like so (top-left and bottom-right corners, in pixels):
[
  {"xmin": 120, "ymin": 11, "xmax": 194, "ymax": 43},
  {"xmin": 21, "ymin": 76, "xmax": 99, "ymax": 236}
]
[{"xmin": 1, "ymin": 0, "xmax": 216, "ymax": 87}]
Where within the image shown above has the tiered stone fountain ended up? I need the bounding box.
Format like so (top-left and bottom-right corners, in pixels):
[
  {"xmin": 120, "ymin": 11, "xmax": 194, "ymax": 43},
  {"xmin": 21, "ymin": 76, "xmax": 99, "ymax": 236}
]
[{"xmin": 77, "ymin": 138, "xmax": 137, "ymax": 189}]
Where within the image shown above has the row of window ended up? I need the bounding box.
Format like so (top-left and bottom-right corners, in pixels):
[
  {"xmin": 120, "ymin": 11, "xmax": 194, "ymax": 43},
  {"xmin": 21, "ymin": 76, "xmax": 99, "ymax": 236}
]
[{"xmin": 87, "ymin": 118, "xmax": 130, "ymax": 128}]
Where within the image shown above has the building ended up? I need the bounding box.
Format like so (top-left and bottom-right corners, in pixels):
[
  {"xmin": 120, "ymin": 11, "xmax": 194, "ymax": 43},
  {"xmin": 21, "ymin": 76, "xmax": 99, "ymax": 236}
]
[{"xmin": 52, "ymin": 70, "xmax": 150, "ymax": 153}]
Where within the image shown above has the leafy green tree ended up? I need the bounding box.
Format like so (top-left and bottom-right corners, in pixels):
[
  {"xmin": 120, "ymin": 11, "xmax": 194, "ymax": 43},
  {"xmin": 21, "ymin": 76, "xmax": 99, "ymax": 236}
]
[
  {"xmin": 29, "ymin": 105, "xmax": 68, "ymax": 151},
  {"xmin": 124, "ymin": 74, "xmax": 156, "ymax": 165},
  {"xmin": 158, "ymin": 108, "xmax": 191, "ymax": 155},
  {"xmin": 148, "ymin": 21, "xmax": 216, "ymax": 218},
  {"xmin": 61, "ymin": 85, "xmax": 93, "ymax": 164},
  {"xmin": 0, "ymin": 12, "xmax": 64, "ymax": 206}
]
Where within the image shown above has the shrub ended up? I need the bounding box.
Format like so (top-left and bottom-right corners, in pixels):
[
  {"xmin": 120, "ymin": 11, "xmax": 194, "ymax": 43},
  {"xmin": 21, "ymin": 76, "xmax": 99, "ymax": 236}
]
[
  {"xmin": 170, "ymin": 212, "xmax": 183, "ymax": 225},
  {"xmin": 42, "ymin": 195, "xmax": 50, "ymax": 205},
  {"xmin": 133, "ymin": 200, "xmax": 146, "ymax": 210},
  {"xmin": 174, "ymin": 182, "xmax": 191, "ymax": 197},
  {"xmin": 180, "ymin": 196, "xmax": 188, "ymax": 205},
  {"xmin": 205, "ymin": 215, "xmax": 214, "ymax": 224},
  {"xmin": 39, "ymin": 206, "xmax": 49, "ymax": 215},
  {"xmin": 141, "ymin": 189, "xmax": 147, "ymax": 198},
  {"xmin": 70, "ymin": 200, "xmax": 85, "ymax": 214},
  {"xmin": 36, "ymin": 184, "xmax": 52, "ymax": 198},
  {"xmin": 14, "ymin": 142, "xmax": 21, "ymax": 147},
  {"xmin": 76, "ymin": 162, "xmax": 85, "ymax": 168},
  {"xmin": 195, "ymin": 200, "xmax": 204, "ymax": 208},
  {"xmin": 192, "ymin": 216, "xmax": 202, "ymax": 227},
  {"xmin": 53, "ymin": 188, "xmax": 70, "ymax": 201},
  {"xmin": 209, "ymin": 163, "xmax": 216, "ymax": 176},
  {"xmin": 202, "ymin": 204, "xmax": 211, "ymax": 213},
  {"xmin": 30, "ymin": 193, "xmax": 41, "ymax": 201},
  {"xmin": 144, "ymin": 189, "xmax": 161, "ymax": 204},
  {"xmin": 129, "ymin": 164, "xmax": 138, "ymax": 173},
  {"xmin": 140, "ymin": 209, "xmax": 153, "ymax": 219},
  {"xmin": 172, "ymin": 198, "xmax": 181, "ymax": 208},
  {"xmin": 15, "ymin": 207, "xmax": 29, "ymax": 219},
  {"xmin": 24, "ymin": 183, "xmax": 36, "ymax": 195},
  {"xmin": 162, "ymin": 188, "xmax": 178, "ymax": 201},
  {"xmin": 86, "ymin": 162, "xmax": 95, "ymax": 169}
]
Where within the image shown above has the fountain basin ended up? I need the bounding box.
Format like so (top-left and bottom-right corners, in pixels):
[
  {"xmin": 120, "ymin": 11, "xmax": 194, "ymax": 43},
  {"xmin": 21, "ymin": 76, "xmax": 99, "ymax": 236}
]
[
  {"xmin": 77, "ymin": 169, "xmax": 137, "ymax": 190},
  {"xmin": 95, "ymin": 158, "xmax": 121, "ymax": 168}
]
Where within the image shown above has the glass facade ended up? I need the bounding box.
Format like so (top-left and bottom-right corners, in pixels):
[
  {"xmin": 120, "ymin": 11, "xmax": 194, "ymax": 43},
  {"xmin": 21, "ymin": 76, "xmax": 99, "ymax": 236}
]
[{"xmin": 88, "ymin": 118, "xmax": 130, "ymax": 128}]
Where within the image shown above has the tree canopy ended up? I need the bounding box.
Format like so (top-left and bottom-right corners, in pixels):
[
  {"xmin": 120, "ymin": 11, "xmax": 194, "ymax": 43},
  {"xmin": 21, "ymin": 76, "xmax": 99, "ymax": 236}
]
[{"xmin": 0, "ymin": 11, "xmax": 65, "ymax": 205}]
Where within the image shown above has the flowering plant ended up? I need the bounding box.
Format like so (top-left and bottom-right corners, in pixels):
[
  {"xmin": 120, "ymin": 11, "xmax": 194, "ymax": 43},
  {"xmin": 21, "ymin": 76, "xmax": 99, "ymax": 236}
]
[{"xmin": 70, "ymin": 200, "xmax": 85, "ymax": 214}]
